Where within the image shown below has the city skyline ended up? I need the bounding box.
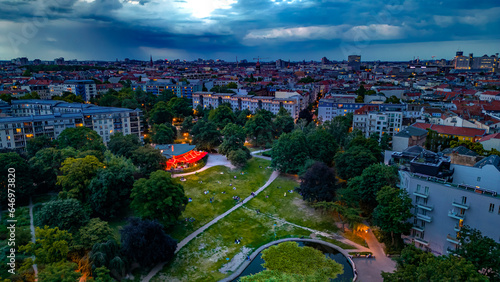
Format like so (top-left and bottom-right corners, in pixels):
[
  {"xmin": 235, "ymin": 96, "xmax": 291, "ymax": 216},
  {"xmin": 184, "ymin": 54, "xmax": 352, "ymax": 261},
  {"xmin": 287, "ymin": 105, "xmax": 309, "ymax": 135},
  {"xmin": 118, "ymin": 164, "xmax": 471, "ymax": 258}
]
[{"xmin": 0, "ymin": 0, "xmax": 499, "ymax": 61}]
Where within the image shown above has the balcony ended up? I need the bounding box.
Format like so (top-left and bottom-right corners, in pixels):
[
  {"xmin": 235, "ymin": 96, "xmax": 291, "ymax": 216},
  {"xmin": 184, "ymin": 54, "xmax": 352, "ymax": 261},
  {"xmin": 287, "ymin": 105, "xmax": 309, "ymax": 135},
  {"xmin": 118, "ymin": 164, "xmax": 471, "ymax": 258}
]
[
  {"xmin": 412, "ymin": 225, "xmax": 425, "ymax": 232},
  {"xmin": 452, "ymin": 201, "xmax": 469, "ymax": 210},
  {"xmin": 414, "ymin": 237, "xmax": 429, "ymax": 246},
  {"xmin": 446, "ymin": 234, "xmax": 461, "ymax": 245},
  {"xmin": 417, "ymin": 203, "xmax": 434, "ymax": 211},
  {"xmin": 454, "ymin": 224, "xmax": 462, "ymax": 232},
  {"xmin": 417, "ymin": 213, "xmax": 432, "ymax": 223},
  {"xmin": 413, "ymin": 191, "xmax": 429, "ymax": 198},
  {"xmin": 448, "ymin": 210, "xmax": 465, "ymax": 220}
]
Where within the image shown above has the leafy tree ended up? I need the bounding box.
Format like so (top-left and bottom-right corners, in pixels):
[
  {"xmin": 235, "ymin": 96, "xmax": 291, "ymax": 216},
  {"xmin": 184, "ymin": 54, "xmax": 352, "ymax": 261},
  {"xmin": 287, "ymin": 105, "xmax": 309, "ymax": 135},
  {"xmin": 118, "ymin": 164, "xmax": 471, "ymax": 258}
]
[
  {"xmin": 90, "ymin": 240, "xmax": 127, "ymax": 280},
  {"xmin": 121, "ymin": 98, "xmax": 140, "ymax": 109},
  {"xmin": 0, "ymin": 152, "xmax": 34, "ymax": 205},
  {"xmin": 347, "ymin": 136, "xmax": 382, "ymax": 161},
  {"xmin": 380, "ymin": 132, "xmax": 392, "ymax": 151},
  {"xmin": 323, "ymin": 114, "xmax": 353, "ymax": 147},
  {"xmin": 167, "ymin": 97, "xmax": 192, "ymax": 118},
  {"xmin": 383, "ymin": 245, "xmax": 488, "ymax": 281},
  {"xmin": 271, "ymin": 130, "xmax": 310, "ymax": 174},
  {"xmin": 89, "ymin": 266, "xmax": 114, "ymax": 282},
  {"xmin": 273, "ymin": 107, "xmax": 295, "ymax": 136},
  {"xmin": 373, "ymin": 186, "xmax": 413, "ymax": 245},
  {"xmin": 242, "ymin": 241, "xmax": 343, "ymax": 281},
  {"xmin": 53, "ymin": 92, "xmax": 84, "ymax": 103},
  {"xmin": 36, "ymin": 199, "xmax": 90, "ymax": 232},
  {"xmin": 131, "ymin": 170, "xmax": 188, "ymax": 226},
  {"xmin": 219, "ymin": 123, "xmax": 247, "ymax": 155},
  {"xmin": 149, "ymin": 101, "xmax": 174, "ymax": 125},
  {"xmin": 75, "ymin": 218, "xmax": 114, "ymax": 250},
  {"xmin": 298, "ymin": 162, "xmax": 338, "ymax": 202},
  {"xmin": 191, "ymin": 120, "xmax": 221, "ymax": 151},
  {"xmin": 120, "ymin": 218, "xmax": 177, "ymax": 267},
  {"xmin": 181, "ymin": 116, "xmax": 194, "ymax": 133},
  {"xmin": 151, "ymin": 123, "xmax": 176, "ymax": 144},
  {"xmin": 385, "ymin": 95, "xmax": 400, "ymax": 104},
  {"xmin": 29, "ymin": 147, "xmax": 77, "ymax": 193},
  {"xmin": 19, "ymin": 226, "xmax": 73, "ymax": 264},
  {"xmin": 245, "ymin": 110, "xmax": 274, "ymax": 147},
  {"xmin": 307, "ymin": 128, "xmax": 338, "ymax": 165},
  {"xmin": 89, "ymin": 153, "xmax": 137, "ymax": 218},
  {"xmin": 452, "ymin": 226, "xmax": 500, "ymax": 280},
  {"xmin": 26, "ymin": 134, "xmax": 54, "ymax": 158},
  {"xmin": 98, "ymin": 94, "xmax": 121, "ymax": 107},
  {"xmin": 298, "ymin": 108, "xmax": 313, "ymax": 124},
  {"xmin": 334, "ymin": 146, "xmax": 377, "ymax": 180},
  {"xmin": 57, "ymin": 155, "xmax": 104, "ymax": 202},
  {"xmin": 208, "ymin": 104, "xmax": 236, "ymax": 129},
  {"xmin": 450, "ymin": 140, "xmax": 486, "ymax": 156},
  {"xmin": 235, "ymin": 108, "xmax": 252, "ymax": 126},
  {"xmin": 130, "ymin": 145, "xmax": 167, "ymax": 176},
  {"xmin": 157, "ymin": 90, "xmax": 176, "ymax": 103},
  {"xmin": 56, "ymin": 127, "xmax": 105, "ymax": 153},
  {"xmin": 0, "ymin": 93, "xmax": 13, "ymax": 103},
  {"xmin": 341, "ymin": 164, "xmax": 398, "ymax": 214},
  {"xmin": 107, "ymin": 132, "xmax": 141, "ymax": 159},
  {"xmin": 226, "ymin": 82, "xmax": 238, "ymax": 89},
  {"xmin": 38, "ymin": 261, "xmax": 82, "ymax": 282},
  {"xmin": 228, "ymin": 149, "xmax": 250, "ymax": 167}
]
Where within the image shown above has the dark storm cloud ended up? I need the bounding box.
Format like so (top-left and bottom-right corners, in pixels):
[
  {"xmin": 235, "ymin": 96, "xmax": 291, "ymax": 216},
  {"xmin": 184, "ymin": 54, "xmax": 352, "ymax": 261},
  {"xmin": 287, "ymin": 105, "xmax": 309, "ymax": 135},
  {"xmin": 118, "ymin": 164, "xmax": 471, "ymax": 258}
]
[{"xmin": 0, "ymin": 0, "xmax": 498, "ymax": 61}]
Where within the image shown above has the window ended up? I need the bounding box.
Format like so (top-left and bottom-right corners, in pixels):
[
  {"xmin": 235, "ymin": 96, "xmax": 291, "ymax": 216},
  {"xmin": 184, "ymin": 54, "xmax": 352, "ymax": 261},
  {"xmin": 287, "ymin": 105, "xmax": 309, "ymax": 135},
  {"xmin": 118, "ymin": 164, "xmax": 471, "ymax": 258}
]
[
  {"xmin": 416, "ymin": 184, "xmax": 421, "ymax": 192},
  {"xmin": 461, "ymin": 196, "xmax": 467, "ymax": 205},
  {"xmin": 489, "ymin": 203, "xmax": 495, "ymax": 213},
  {"xmin": 477, "ymin": 177, "xmax": 481, "ymax": 182},
  {"xmin": 424, "ymin": 186, "xmax": 429, "ymax": 194}
]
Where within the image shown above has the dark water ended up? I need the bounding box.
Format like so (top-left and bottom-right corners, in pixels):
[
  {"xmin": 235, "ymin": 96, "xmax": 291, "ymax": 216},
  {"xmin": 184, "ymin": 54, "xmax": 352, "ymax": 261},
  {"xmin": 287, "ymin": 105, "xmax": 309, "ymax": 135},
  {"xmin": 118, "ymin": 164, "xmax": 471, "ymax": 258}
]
[{"xmin": 234, "ymin": 241, "xmax": 354, "ymax": 281}]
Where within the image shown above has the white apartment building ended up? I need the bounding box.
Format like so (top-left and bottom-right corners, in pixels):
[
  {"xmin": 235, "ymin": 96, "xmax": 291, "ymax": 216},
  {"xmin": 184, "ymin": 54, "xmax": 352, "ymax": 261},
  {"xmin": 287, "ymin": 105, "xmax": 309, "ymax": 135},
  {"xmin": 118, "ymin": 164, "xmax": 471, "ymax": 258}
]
[
  {"xmin": 353, "ymin": 111, "xmax": 403, "ymax": 138},
  {"xmin": 49, "ymin": 80, "xmax": 97, "ymax": 101},
  {"xmin": 192, "ymin": 92, "xmax": 303, "ymax": 119}
]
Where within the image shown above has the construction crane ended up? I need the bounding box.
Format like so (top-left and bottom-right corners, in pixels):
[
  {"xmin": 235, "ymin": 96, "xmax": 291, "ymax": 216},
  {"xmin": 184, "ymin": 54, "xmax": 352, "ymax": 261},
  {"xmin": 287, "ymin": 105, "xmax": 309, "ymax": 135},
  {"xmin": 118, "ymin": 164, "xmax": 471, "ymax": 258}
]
[{"xmin": 252, "ymin": 56, "xmax": 269, "ymax": 63}]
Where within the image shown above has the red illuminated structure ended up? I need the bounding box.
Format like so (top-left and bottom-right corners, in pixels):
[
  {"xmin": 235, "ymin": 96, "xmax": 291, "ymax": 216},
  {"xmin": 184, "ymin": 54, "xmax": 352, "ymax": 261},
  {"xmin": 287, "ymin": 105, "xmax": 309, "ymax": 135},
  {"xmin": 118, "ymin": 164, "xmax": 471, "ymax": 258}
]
[{"xmin": 156, "ymin": 144, "xmax": 207, "ymax": 170}]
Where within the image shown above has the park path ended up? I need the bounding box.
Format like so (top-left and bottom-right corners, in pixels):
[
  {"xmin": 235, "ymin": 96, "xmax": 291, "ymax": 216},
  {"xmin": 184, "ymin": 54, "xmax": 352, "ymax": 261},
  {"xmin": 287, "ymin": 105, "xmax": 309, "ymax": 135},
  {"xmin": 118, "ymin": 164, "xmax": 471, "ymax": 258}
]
[
  {"xmin": 353, "ymin": 228, "xmax": 396, "ymax": 282},
  {"xmin": 142, "ymin": 170, "xmax": 281, "ymax": 282},
  {"xmin": 172, "ymin": 154, "xmax": 235, "ymax": 178},
  {"xmin": 28, "ymin": 198, "xmax": 38, "ymax": 277},
  {"xmin": 250, "ymin": 149, "xmax": 272, "ymax": 161}
]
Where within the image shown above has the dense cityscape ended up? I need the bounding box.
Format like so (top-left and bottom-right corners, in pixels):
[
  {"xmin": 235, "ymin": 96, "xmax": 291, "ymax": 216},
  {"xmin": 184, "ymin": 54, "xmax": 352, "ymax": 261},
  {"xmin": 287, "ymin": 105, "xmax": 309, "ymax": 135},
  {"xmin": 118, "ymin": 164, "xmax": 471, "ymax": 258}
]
[{"xmin": 1, "ymin": 0, "xmax": 500, "ymax": 281}]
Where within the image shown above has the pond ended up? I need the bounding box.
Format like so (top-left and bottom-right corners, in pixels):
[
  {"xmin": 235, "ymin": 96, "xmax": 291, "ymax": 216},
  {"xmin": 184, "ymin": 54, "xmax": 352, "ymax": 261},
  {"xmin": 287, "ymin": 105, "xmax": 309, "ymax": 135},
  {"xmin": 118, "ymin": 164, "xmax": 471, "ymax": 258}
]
[{"xmin": 233, "ymin": 240, "xmax": 354, "ymax": 281}]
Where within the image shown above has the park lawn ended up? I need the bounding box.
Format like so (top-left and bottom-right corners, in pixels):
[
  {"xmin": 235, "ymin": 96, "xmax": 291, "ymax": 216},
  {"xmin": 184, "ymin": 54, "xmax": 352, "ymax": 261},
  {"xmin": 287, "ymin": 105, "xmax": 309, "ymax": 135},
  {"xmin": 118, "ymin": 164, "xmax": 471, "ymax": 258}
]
[
  {"xmin": 155, "ymin": 208, "xmax": 314, "ymax": 282},
  {"xmin": 168, "ymin": 157, "xmax": 273, "ymax": 241},
  {"xmin": 246, "ymin": 176, "xmax": 339, "ymax": 234}
]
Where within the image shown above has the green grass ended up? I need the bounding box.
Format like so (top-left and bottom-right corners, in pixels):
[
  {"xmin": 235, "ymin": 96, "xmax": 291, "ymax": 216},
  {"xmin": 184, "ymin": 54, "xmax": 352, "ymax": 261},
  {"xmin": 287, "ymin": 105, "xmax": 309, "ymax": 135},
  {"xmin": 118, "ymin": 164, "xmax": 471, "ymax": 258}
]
[
  {"xmin": 342, "ymin": 231, "xmax": 368, "ymax": 248},
  {"xmin": 156, "ymin": 208, "xmax": 313, "ymax": 282},
  {"xmin": 320, "ymin": 237, "xmax": 355, "ymax": 250},
  {"xmin": 108, "ymin": 217, "xmax": 129, "ymax": 242},
  {"xmin": 168, "ymin": 158, "xmax": 273, "ymax": 240},
  {"xmin": 246, "ymin": 176, "xmax": 338, "ymax": 234}
]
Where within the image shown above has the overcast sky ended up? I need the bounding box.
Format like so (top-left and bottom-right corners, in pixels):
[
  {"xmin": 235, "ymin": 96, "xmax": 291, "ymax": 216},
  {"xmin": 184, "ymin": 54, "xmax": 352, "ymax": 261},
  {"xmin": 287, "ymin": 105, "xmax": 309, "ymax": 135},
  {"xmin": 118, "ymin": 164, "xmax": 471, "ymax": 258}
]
[{"xmin": 1, "ymin": 0, "xmax": 499, "ymax": 61}]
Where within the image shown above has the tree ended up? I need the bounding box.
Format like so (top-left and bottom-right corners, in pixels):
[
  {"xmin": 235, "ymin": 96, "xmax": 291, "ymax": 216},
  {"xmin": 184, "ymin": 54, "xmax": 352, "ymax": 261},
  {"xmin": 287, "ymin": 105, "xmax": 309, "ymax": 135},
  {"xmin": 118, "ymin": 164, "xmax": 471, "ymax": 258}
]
[
  {"xmin": 307, "ymin": 128, "xmax": 338, "ymax": 165},
  {"xmin": 452, "ymin": 226, "xmax": 500, "ymax": 280},
  {"xmin": 0, "ymin": 152, "xmax": 34, "ymax": 206},
  {"xmin": 75, "ymin": 218, "xmax": 114, "ymax": 250},
  {"xmin": 334, "ymin": 146, "xmax": 377, "ymax": 180},
  {"xmin": 450, "ymin": 140, "xmax": 486, "ymax": 156},
  {"xmin": 347, "ymin": 136, "xmax": 382, "ymax": 161},
  {"xmin": 323, "ymin": 114, "xmax": 353, "ymax": 147},
  {"xmin": 228, "ymin": 149, "xmax": 250, "ymax": 167},
  {"xmin": 130, "ymin": 145, "xmax": 167, "ymax": 176},
  {"xmin": 89, "ymin": 153, "xmax": 137, "ymax": 218},
  {"xmin": 120, "ymin": 218, "xmax": 177, "ymax": 267},
  {"xmin": 36, "ymin": 199, "xmax": 90, "ymax": 232},
  {"xmin": 131, "ymin": 170, "xmax": 188, "ymax": 226},
  {"xmin": 19, "ymin": 226, "xmax": 73, "ymax": 264},
  {"xmin": 235, "ymin": 108, "xmax": 252, "ymax": 126},
  {"xmin": 298, "ymin": 162, "xmax": 338, "ymax": 202},
  {"xmin": 157, "ymin": 90, "xmax": 176, "ymax": 103},
  {"xmin": 383, "ymin": 245, "xmax": 488, "ymax": 281},
  {"xmin": 385, "ymin": 95, "xmax": 400, "ymax": 104},
  {"xmin": 149, "ymin": 101, "xmax": 174, "ymax": 125},
  {"xmin": 380, "ymin": 132, "xmax": 392, "ymax": 151},
  {"xmin": 341, "ymin": 164, "xmax": 399, "ymax": 214},
  {"xmin": 151, "ymin": 123, "xmax": 176, "ymax": 144},
  {"xmin": 37, "ymin": 261, "xmax": 82, "ymax": 282},
  {"xmin": 219, "ymin": 123, "xmax": 247, "ymax": 155},
  {"xmin": 90, "ymin": 240, "xmax": 127, "ymax": 280},
  {"xmin": 167, "ymin": 97, "xmax": 192, "ymax": 118},
  {"xmin": 274, "ymin": 107, "xmax": 295, "ymax": 136},
  {"xmin": 29, "ymin": 147, "xmax": 77, "ymax": 193},
  {"xmin": 26, "ymin": 134, "xmax": 54, "ymax": 158},
  {"xmin": 181, "ymin": 116, "xmax": 194, "ymax": 133},
  {"xmin": 373, "ymin": 186, "xmax": 413, "ymax": 245},
  {"xmin": 271, "ymin": 130, "xmax": 310, "ymax": 174},
  {"xmin": 107, "ymin": 133, "xmax": 141, "ymax": 159},
  {"xmin": 208, "ymin": 104, "xmax": 236, "ymax": 129},
  {"xmin": 245, "ymin": 110, "xmax": 274, "ymax": 147},
  {"xmin": 242, "ymin": 241, "xmax": 343, "ymax": 281},
  {"xmin": 56, "ymin": 127, "xmax": 105, "ymax": 153},
  {"xmin": 191, "ymin": 120, "xmax": 221, "ymax": 151},
  {"xmin": 57, "ymin": 155, "xmax": 104, "ymax": 202},
  {"xmin": 298, "ymin": 108, "xmax": 313, "ymax": 124}
]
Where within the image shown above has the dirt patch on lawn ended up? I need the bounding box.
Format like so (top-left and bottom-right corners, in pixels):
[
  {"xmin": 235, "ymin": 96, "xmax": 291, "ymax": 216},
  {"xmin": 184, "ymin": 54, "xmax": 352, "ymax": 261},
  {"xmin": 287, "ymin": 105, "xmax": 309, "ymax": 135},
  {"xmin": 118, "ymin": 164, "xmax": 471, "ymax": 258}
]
[{"xmin": 292, "ymin": 198, "xmax": 320, "ymax": 219}]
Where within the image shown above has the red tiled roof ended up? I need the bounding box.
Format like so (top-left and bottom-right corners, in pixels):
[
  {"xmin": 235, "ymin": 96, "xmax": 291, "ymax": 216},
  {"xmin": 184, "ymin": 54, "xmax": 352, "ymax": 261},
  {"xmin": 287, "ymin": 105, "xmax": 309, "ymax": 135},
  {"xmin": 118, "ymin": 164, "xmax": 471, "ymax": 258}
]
[
  {"xmin": 479, "ymin": 133, "xmax": 500, "ymax": 142},
  {"xmin": 412, "ymin": 122, "xmax": 486, "ymax": 138}
]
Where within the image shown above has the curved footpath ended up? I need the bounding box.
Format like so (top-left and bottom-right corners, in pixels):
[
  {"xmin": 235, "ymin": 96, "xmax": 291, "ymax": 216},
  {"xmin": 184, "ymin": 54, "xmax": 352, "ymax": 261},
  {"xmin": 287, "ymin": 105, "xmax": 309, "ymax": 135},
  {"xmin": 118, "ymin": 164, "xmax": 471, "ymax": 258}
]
[
  {"xmin": 219, "ymin": 238, "xmax": 357, "ymax": 282},
  {"xmin": 172, "ymin": 154, "xmax": 235, "ymax": 178},
  {"xmin": 142, "ymin": 170, "xmax": 281, "ymax": 282}
]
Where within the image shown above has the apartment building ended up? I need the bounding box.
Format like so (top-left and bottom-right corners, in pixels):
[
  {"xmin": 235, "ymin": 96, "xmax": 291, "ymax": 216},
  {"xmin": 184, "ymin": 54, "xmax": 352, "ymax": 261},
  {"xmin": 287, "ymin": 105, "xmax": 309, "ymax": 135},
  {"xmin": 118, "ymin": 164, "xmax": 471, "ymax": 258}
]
[
  {"xmin": 353, "ymin": 110, "xmax": 403, "ymax": 138},
  {"xmin": 318, "ymin": 99, "xmax": 405, "ymax": 122},
  {"xmin": 192, "ymin": 92, "xmax": 303, "ymax": 119},
  {"xmin": 49, "ymin": 80, "xmax": 97, "ymax": 101},
  {"xmin": 393, "ymin": 147, "xmax": 500, "ymax": 256},
  {"xmin": 0, "ymin": 100, "xmax": 142, "ymax": 150}
]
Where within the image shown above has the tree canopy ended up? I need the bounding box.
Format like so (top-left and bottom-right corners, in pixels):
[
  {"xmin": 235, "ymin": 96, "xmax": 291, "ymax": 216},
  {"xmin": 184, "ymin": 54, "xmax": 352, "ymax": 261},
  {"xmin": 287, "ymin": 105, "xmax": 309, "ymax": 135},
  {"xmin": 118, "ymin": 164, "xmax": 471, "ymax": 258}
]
[
  {"xmin": 130, "ymin": 145, "xmax": 167, "ymax": 176},
  {"xmin": 298, "ymin": 162, "xmax": 338, "ymax": 202},
  {"xmin": 56, "ymin": 127, "xmax": 105, "ymax": 153},
  {"xmin": 208, "ymin": 103, "xmax": 236, "ymax": 129},
  {"xmin": 19, "ymin": 226, "xmax": 73, "ymax": 265},
  {"xmin": 191, "ymin": 119, "xmax": 222, "ymax": 151},
  {"xmin": 57, "ymin": 155, "xmax": 104, "ymax": 202},
  {"xmin": 26, "ymin": 134, "xmax": 54, "ymax": 158},
  {"xmin": 107, "ymin": 133, "xmax": 141, "ymax": 159},
  {"xmin": 120, "ymin": 218, "xmax": 177, "ymax": 267},
  {"xmin": 0, "ymin": 152, "xmax": 34, "ymax": 205},
  {"xmin": 36, "ymin": 199, "xmax": 89, "ymax": 232},
  {"xmin": 307, "ymin": 128, "xmax": 338, "ymax": 166},
  {"xmin": 245, "ymin": 110, "xmax": 275, "ymax": 147},
  {"xmin": 131, "ymin": 170, "xmax": 188, "ymax": 226},
  {"xmin": 334, "ymin": 146, "xmax": 378, "ymax": 180},
  {"xmin": 151, "ymin": 123, "xmax": 177, "ymax": 144},
  {"xmin": 149, "ymin": 101, "xmax": 174, "ymax": 125},
  {"xmin": 271, "ymin": 130, "xmax": 310, "ymax": 174}
]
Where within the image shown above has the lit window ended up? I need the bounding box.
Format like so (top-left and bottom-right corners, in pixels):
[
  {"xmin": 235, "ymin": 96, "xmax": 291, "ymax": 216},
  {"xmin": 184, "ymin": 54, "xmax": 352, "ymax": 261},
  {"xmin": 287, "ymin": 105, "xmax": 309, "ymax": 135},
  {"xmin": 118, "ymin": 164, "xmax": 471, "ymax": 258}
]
[{"xmin": 489, "ymin": 203, "xmax": 495, "ymax": 213}]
